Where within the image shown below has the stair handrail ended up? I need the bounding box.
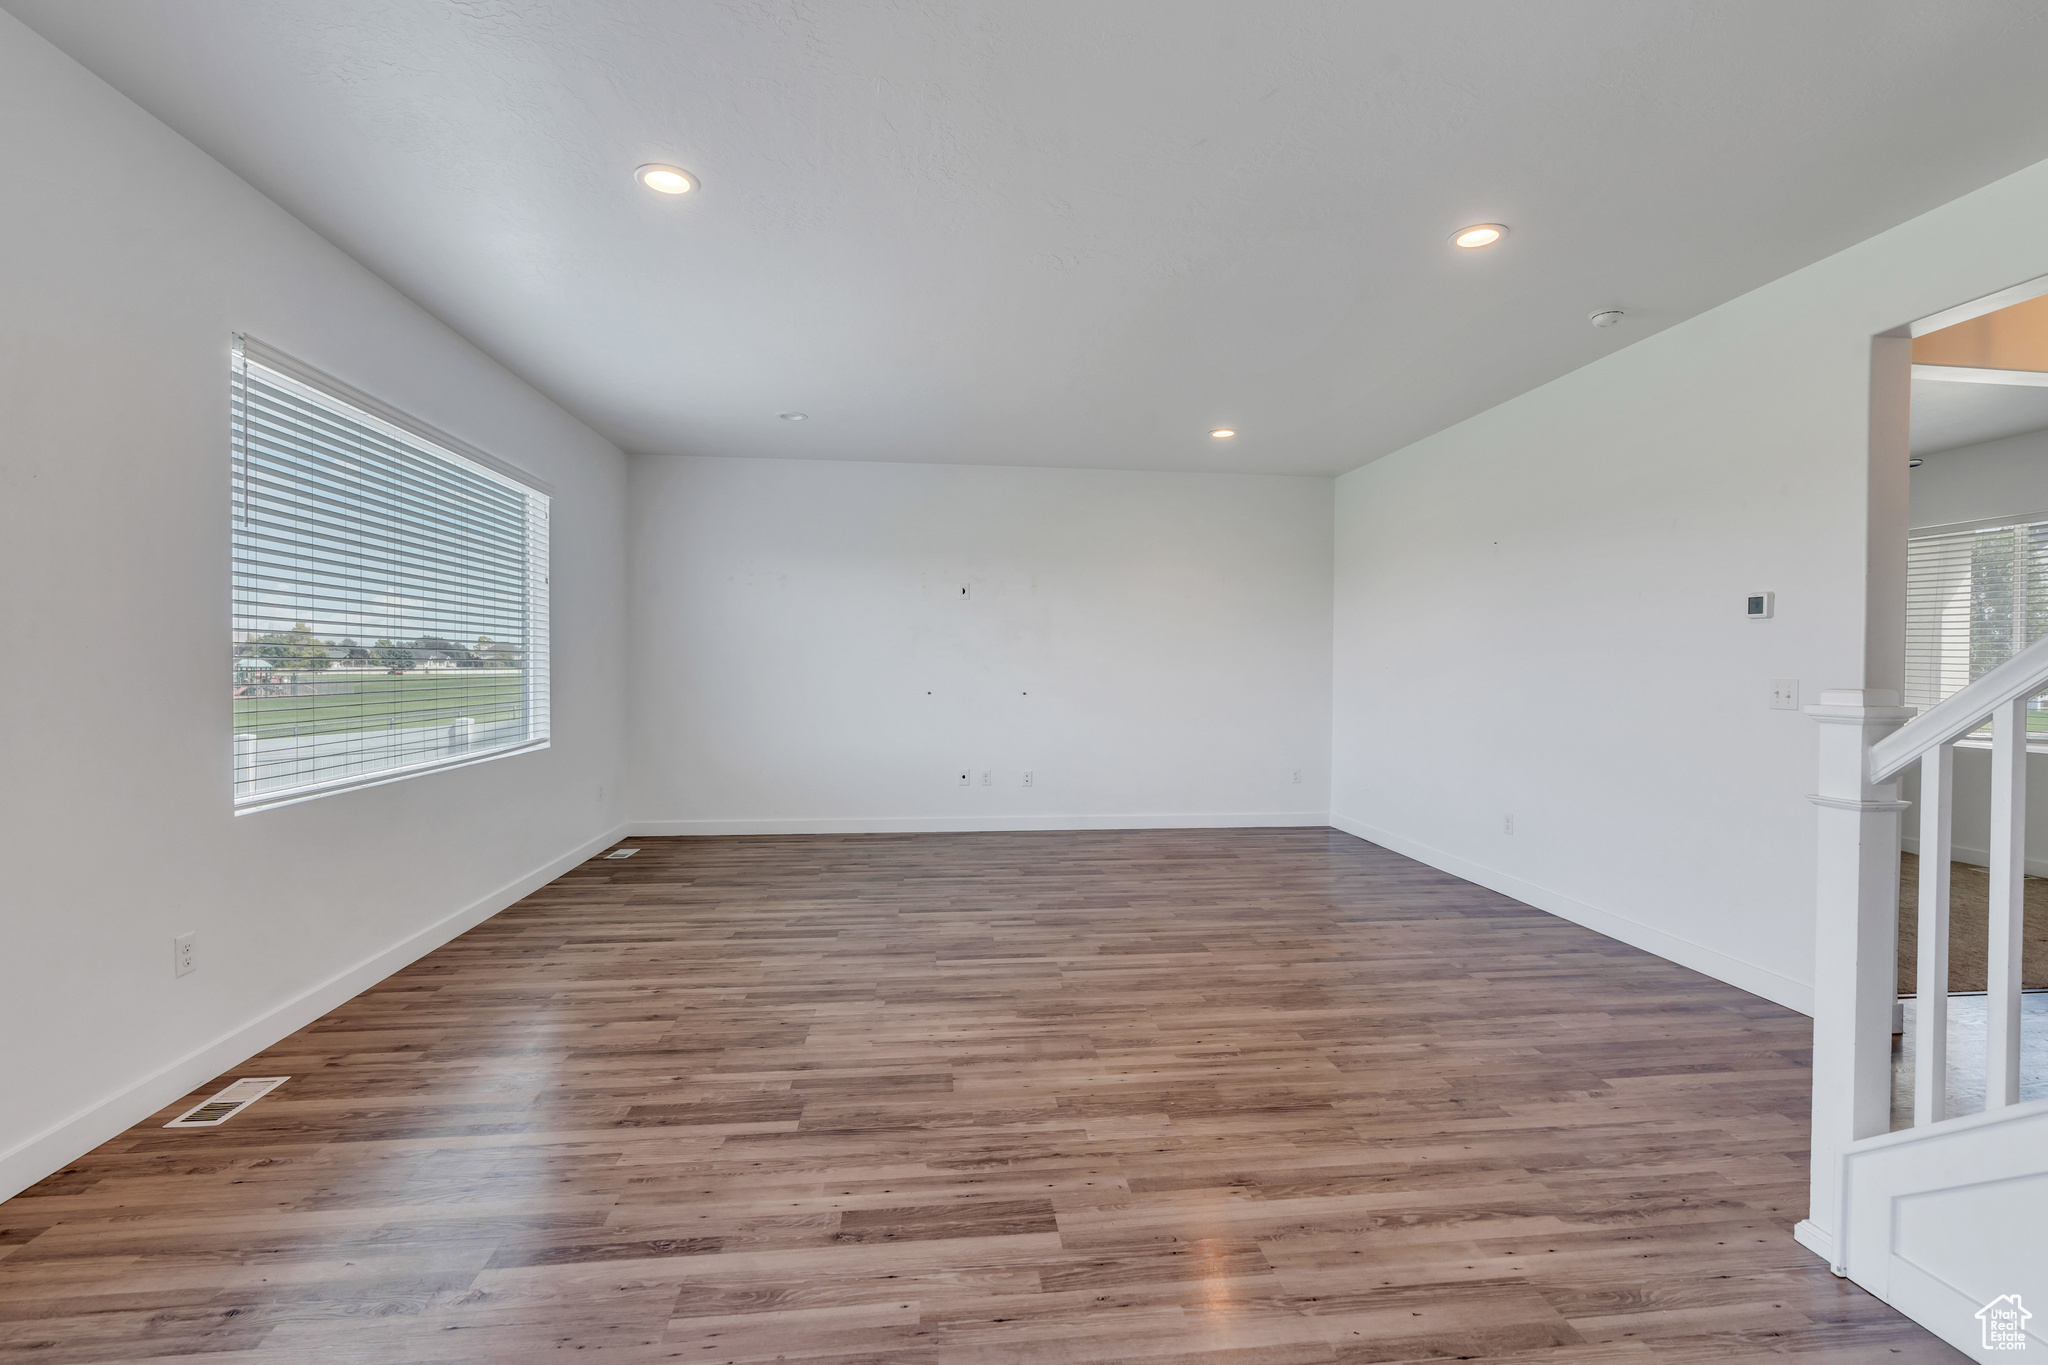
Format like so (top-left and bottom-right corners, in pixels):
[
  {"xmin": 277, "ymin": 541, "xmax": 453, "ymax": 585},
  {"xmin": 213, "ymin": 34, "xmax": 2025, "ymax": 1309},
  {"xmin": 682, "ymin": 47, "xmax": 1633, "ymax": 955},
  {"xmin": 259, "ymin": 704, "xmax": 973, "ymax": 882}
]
[{"xmin": 1870, "ymin": 629, "xmax": 2048, "ymax": 781}]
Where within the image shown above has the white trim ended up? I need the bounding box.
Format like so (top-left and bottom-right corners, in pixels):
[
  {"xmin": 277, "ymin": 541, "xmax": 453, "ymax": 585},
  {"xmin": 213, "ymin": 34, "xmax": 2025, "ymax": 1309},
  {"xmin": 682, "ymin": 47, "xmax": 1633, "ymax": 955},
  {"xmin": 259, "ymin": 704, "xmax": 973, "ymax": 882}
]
[
  {"xmin": 1910, "ymin": 363, "xmax": 2048, "ymax": 387},
  {"xmin": 0, "ymin": 822, "xmax": 630, "ymax": 1205},
  {"xmin": 1329, "ymin": 812, "xmax": 1814, "ymax": 1015},
  {"xmin": 1909, "ymin": 273, "xmax": 2048, "ymax": 338},
  {"xmin": 1808, "ymin": 793, "xmax": 1912, "ymax": 812},
  {"xmin": 626, "ymin": 811, "xmax": 1331, "ymax": 837}
]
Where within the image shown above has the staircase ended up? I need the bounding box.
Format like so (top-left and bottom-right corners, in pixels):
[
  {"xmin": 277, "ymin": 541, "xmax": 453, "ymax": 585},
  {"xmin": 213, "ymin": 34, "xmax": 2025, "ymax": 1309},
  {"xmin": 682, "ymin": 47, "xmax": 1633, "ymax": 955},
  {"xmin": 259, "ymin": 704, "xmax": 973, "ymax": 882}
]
[{"xmin": 1799, "ymin": 634, "xmax": 2048, "ymax": 1361}]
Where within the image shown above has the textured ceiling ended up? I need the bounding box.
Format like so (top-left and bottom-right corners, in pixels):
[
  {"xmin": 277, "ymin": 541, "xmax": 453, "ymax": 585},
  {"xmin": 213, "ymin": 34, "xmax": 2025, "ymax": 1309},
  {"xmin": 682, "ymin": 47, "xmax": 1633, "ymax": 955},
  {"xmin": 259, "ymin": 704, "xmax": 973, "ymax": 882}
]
[{"xmin": 13, "ymin": 1, "xmax": 2048, "ymax": 475}]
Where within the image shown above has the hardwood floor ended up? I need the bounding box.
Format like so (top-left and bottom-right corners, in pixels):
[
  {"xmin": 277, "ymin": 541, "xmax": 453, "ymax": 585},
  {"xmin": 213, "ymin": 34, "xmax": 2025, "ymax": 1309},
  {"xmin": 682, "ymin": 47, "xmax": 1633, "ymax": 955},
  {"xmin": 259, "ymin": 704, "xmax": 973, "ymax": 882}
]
[{"xmin": 0, "ymin": 828, "xmax": 1960, "ymax": 1363}]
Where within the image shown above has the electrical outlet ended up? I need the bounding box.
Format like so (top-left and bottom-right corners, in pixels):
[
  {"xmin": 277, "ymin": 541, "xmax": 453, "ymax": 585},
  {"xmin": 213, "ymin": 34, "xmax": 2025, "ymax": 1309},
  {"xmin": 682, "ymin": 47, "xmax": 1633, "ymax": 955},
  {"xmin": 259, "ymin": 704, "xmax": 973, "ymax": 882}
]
[
  {"xmin": 957, "ymin": 769, "xmax": 971, "ymax": 786},
  {"xmin": 1769, "ymin": 679, "xmax": 1800, "ymax": 711},
  {"xmin": 596, "ymin": 784, "xmax": 606, "ymax": 805},
  {"xmin": 1022, "ymin": 770, "xmax": 1034, "ymax": 787},
  {"xmin": 1503, "ymin": 814, "xmax": 1514, "ymax": 835},
  {"xmin": 174, "ymin": 932, "xmax": 196, "ymax": 977},
  {"xmin": 981, "ymin": 770, "xmax": 991, "ymax": 786},
  {"xmin": 1292, "ymin": 768, "xmax": 1302, "ymax": 784}
]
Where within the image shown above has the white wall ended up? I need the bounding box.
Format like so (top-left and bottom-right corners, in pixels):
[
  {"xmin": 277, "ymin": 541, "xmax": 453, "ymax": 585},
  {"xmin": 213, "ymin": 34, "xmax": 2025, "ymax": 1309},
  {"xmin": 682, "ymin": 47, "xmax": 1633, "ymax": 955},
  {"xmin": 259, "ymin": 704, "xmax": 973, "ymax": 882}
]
[
  {"xmin": 1332, "ymin": 154, "xmax": 2048, "ymax": 1015},
  {"xmin": 1910, "ymin": 426, "xmax": 2048, "ymax": 529},
  {"xmin": 627, "ymin": 455, "xmax": 1332, "ymax": 831},
  {"xmin": 0, "ymin": 13, "xmax": 628, "ymax": 1200}
]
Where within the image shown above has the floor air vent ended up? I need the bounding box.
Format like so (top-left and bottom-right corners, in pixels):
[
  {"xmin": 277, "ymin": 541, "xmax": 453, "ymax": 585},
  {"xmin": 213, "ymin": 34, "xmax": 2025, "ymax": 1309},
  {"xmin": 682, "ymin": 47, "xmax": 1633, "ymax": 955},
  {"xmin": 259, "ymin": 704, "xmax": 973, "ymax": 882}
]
[
  {"xmin": 603, "ymin": 848, "xmax": 640, "ymax": 859},
  {"xmin": 164, "ymin": 1076, "xmax": 288, "ymax": 1128}
]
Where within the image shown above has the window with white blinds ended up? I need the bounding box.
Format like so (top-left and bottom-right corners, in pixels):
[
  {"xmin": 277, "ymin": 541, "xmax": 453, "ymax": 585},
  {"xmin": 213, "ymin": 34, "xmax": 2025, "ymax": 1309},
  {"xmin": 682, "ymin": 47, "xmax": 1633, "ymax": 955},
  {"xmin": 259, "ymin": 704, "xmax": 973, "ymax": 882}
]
[
  {"xmin": 1905, "ymin": 515, "xmax": 2048, "ymax": 730},
  {"xmin": 231, "ymin": 337, "xmax": 550, "ymax": 809}
]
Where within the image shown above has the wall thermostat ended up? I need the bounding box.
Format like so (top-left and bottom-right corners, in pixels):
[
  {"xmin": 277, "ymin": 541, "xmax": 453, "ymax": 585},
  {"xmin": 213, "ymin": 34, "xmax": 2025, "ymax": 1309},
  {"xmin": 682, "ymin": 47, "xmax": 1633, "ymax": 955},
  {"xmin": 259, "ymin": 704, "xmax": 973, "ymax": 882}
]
[{"xmin": 1746, "ymin": 591, "xmax": 1775, "ymax": 619}]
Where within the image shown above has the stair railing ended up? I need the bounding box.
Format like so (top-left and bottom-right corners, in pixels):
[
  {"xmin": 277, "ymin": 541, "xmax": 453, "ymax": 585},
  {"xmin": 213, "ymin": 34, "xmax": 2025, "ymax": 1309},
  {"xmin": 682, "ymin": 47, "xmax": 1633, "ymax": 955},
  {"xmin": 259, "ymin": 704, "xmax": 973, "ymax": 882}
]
[{"xmin": 1801, "ymin": 628, "xmax": 2048, "ymax": 1273}]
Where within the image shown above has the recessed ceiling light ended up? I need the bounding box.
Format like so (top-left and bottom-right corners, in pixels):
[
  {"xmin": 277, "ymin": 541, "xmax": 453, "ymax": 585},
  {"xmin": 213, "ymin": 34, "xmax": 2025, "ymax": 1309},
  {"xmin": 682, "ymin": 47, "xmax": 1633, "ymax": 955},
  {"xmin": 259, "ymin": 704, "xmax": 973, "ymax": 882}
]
[
  {"xmin": 635, "ymin": 164, "xmax": 696, "ymax": 195},
  {"xmin": 777, "ymin": 411, "xmax": 807, "ymax": 421},
  {"xmin": 1451, "ymin": 223, "xmax": 1505, "ymax": 249},
  {"xmin": 1210, "ymin": 428, "xmax": 1235, "ymax": 439}
]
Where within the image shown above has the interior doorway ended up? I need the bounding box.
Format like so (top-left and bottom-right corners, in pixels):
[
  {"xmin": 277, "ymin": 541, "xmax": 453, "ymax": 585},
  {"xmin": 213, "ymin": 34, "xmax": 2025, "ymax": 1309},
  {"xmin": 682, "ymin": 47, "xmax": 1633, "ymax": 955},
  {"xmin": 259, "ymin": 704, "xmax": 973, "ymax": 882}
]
[{"xmin": 1894, "ymin": 284, "xmax": 2048, "ymax": 1126}]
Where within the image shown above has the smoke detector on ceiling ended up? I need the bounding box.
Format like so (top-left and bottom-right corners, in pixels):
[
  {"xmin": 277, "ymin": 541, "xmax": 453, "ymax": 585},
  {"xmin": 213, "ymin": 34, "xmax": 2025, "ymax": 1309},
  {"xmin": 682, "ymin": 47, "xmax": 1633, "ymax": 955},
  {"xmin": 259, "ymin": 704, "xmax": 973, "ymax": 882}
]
[{"xmin": 1589, "ymin": 309, "xmax": 1625, "ymax": 329}]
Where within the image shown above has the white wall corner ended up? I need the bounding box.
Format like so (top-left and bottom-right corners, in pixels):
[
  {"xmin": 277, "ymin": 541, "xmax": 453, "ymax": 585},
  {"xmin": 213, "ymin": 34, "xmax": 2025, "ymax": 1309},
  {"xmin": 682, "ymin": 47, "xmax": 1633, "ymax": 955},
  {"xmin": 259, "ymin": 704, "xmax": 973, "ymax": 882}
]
[{"xmin": 0, "ymin": 822, "xmax": 631, "ymax": 1205}]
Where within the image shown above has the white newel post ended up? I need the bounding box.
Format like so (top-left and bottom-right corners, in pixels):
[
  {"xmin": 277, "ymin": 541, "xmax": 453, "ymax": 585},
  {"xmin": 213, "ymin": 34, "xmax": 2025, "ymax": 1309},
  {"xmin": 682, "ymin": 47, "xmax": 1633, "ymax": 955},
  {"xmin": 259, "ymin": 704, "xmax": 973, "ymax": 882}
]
[{"xmin": 1799, "ymin": 687, "xmax": 1913, "ymax": 1278}]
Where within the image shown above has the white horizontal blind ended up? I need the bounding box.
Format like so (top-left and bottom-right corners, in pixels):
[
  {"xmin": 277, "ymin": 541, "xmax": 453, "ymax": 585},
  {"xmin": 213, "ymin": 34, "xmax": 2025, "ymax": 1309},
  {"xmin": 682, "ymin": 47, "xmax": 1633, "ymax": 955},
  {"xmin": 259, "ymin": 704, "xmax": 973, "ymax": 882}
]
[
  {"xmin": 231, "ymin": 341, "xmax": 549, "ymax": 808},
  {"xmin": 1906, "ymin": 518, "xmax": 2048, "ymax": 728}
]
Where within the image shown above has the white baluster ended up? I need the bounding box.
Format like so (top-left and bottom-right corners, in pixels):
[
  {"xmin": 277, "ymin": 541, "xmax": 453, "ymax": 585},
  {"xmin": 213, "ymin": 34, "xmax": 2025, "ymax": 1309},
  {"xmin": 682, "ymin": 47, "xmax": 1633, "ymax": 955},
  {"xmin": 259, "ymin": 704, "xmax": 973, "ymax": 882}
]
[
  {"xmin": 1987, "ymin": 696, "xmax": 2028, "ymax": 1108},
  {"xmin": 1913, "ymin": 744, "xmax": 1952, "ymax": 1126}
]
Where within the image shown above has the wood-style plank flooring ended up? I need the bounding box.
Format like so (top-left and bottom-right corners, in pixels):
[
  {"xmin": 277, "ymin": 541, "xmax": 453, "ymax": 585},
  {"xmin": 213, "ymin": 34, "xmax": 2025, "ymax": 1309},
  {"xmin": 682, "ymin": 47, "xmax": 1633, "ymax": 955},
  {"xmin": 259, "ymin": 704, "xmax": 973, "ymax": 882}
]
[{"xmin": 0, "ymin": 829, "xmax": 1960, "ymax": 1363}]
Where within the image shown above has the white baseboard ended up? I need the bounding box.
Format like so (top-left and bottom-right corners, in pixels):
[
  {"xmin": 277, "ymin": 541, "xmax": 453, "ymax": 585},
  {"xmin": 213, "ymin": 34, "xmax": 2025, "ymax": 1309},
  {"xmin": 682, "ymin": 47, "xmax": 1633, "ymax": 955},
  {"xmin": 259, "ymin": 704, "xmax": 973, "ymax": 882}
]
[
  {"xmin": 626, "ymin": 811, "xmax": 1331, "ymax": 836},
  {"xmin": 1793, "ymin": 1219, "xmax": 1841, "ymax": 1272},
  {"xmin": 1901, "ymin": 836, "xmax": 2048, "ymax": 879},
  {"xmin": 1328, "ymin": 812, "xmax": 1814, "ymax": 1016},
  {"xmin": 0, "ymin": 822, "xmax": 631, "ymax": 1206}
]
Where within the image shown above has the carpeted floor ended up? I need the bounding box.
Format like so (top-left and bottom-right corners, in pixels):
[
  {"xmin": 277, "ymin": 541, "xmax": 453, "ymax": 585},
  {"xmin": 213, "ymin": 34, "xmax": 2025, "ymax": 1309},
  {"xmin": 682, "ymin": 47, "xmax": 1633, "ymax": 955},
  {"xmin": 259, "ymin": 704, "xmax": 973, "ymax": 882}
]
[{"xmin": 1898, "ymin": 851, "xmax": 2048, "ymax": 995}]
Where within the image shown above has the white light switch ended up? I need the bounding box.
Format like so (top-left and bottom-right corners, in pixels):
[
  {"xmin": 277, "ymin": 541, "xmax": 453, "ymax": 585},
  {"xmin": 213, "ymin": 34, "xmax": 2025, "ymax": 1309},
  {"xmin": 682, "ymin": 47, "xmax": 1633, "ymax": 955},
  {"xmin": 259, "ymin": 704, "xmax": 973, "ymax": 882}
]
[{"xmin": 1770, "ymin": 679, "xmax": 1800, "ymax": 710}]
